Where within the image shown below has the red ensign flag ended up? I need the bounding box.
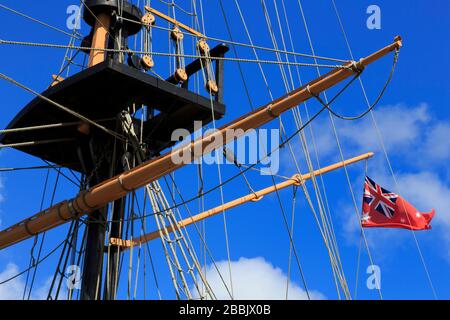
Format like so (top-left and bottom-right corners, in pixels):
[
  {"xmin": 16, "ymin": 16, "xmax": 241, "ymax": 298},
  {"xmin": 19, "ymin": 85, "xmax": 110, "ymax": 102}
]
[{"xmin": 362, "ymin": 176, "xmax": 435, "ymax": 230}]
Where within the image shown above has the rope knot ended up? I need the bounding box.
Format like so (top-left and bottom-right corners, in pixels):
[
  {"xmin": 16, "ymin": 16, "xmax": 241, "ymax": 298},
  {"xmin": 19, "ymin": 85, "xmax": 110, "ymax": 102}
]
[{"xmin": 350, "ymin": 59, "xmax": 365, "ymax": 74}]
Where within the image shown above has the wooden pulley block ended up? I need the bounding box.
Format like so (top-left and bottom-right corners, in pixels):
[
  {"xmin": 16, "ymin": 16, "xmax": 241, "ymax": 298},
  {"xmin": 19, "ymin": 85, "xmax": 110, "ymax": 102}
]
[
  {"xmin": 197, "ymin": 39, "xmax": 210, "ymax": 55},
  {"xmin": 174, "ymin": 68, "xmax": 188, "ymax": 83},
  {"xmin": 140, "ymin": 55, "xmax": 154, "ymax": 70},
  {"xmin": 205, "ymin": 79, "xmax": 218, "ymax": 95},
  {"xmin": 141, "ymin": 13, "xmax": 156, "ymax": 27},
  {"xmin": 170, "ymin": 26, "xmax": 184, "ymax": 41}
]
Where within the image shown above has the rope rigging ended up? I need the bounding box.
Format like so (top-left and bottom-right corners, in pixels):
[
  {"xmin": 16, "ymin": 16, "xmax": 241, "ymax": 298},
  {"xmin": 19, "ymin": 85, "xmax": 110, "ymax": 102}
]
[
  {"xmin": 331, "ymin": 0, "xmax": 437, "ymax": 299},
  {"xmin": 0, "ymin": 234, "xmax": 73, "ymax": 286},
  {"xmin": 313, "ymin": 48, "xmax": 399, "ymax": 121},
  {"xmin": 125, "ymin": 16, "xmax": 349, "ymax": 63},
  {"xmin": 0, "ymin": 4, "xmax": 82, "ymax": 40},
  {"xmin": 0, "ymin": 72, "xmax": 126, "ymax": 141},
  {"xmin": 0, "ymin": 38, "xmax": 352, "ymax": 69},
  {"xmin": 119, "ymin": 111, "xmax": 217, "ymax": 299},
  {"xmin": 82, "ymin": 59, "xmax": 392, "ymax": 228},
  {"xmin": 0, "ymin": 0, "xmax": 405, "ymax": 301},
  {"xmin": 85, "ymin": 58, "xmax": 383, "ymax": 227},
  {"xmin": 259, "ymin": 0, "xmax": 349, "ymax": 297}
]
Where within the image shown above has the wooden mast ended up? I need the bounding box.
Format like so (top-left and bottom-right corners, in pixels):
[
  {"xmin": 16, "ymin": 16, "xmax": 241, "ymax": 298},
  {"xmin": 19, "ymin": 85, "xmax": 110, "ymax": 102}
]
[
  {"xmin": 87, "ymin": 13, "xmax": 111, "ymax": 67},
  {"xmin": 79, "ymin": 10, "xmax": 113, "ymax": 301},
  {"xmin": 0, "ymin": 37, "xmax": 402, "ymax": 250},
  {"xmin": 110, "ymin": 152, "xmax": 374, "ymax": 248}
]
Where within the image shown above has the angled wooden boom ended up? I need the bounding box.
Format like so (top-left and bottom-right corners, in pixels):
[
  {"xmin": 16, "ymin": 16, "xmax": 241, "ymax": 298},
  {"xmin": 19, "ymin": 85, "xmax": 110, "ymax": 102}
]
[
  {"xmin": 110, "ymin": 152, "xmax": 374, "ymax": 248},
  {"xmin": 0, "ymin": 37, "xmax": 402, "ymax": 250}
]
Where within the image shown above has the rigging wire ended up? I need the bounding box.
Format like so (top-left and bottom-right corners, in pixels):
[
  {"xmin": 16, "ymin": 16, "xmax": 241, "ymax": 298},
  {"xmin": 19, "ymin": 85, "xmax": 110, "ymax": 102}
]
[
  {"xmin": 0, "ymin": 1, "xmax": 399, "ymax": 299},
  {"xmin": 41, "ymin": 160, "xmax": 81, "ymax": 187},
  {"xmin": 0, "ymin": 235, "xmax": 70, "ymax": 286},
  {"xmin": 0, "ymin": 165, "xmax": 65, "ymax": 172},
  {"xmin": 163, "ymin": 174, "xmax": 234, "ymax": 299},
  {"xmin": 286, "ymin": 186, "xmax": 298, "ymax": 299},
  {"xmin": 26, "ymin": 170, "xmax": 61, "ymax": 299},
  {"xmin": 275, "ymin": 0, "xmax": 348, "ymax": 298},
  {"xmin": 0, "ymin": 119, "xmax": 114, "ymax": 134},
  {"xmin": 0, "ymin": 138, "xmax": 75, "ymax": 149},
  {"xmin": 122, "ymin": 108, "xmax": 216, "ymax": 299},
  {"xmin": 3, "ymin": 62, "xmax": 390, "ymax": 295},
  {"xmin": 0, "ymin": 72, "xmax": 126, "ymax": 141},
  {"xmin": 86, "ymin": 65, "xmax": 386, "ymax": 228},
  {"xmin": 0, "ymin": 4, "xmax": 82, "ymax": 39},
  {"xmin": 236, "ymin": 0, "xmax": 312, "ymax": 298},
  {"xmin": 232, "ymin": 0, "xmax": 345, "ymax": 298},
  {"xmin": 0, "ymin": 39, "xmax": 353, "ymax": 70},
  {"xmin": 319, "ymin": 50, "xmax": 399, "ymax": 121},
  {"xmin": 22, "ymin": 169, "xmax": 50, "ymax": 299},
  {"xmin": 192, "ymin": 1, "xmax": 235, "ymax": 299},
  {"xmin": 296, "ymin": 0, "xmax": 381, "ymax": 299},
  {"xmin": 330, "ymin": 0, "xmax": 437, "ymax": 299},
  {"xmin": 88, "ymin": 66, "xmax": 364, "ymax": 227},
  {"xmin": 123, "ymin": 16, "xmax": 349, "ymax": 63},
  {"xmin": 46, "ymin": 221, "xmax": 76, "ymax": 300},
  {"xmin": 262, "ymin": 0, "xmax": 349, "ymax": 298},
  {"xmin": 269, "ymin": 6, "xmax": 333, "ymax": 296}
]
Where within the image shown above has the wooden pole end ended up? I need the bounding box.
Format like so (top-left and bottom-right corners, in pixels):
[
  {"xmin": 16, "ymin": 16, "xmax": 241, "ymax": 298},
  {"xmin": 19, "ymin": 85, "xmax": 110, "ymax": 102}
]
[{"xmin": 394, "ymin": 35, "xmax": 403, "ymax": 48}]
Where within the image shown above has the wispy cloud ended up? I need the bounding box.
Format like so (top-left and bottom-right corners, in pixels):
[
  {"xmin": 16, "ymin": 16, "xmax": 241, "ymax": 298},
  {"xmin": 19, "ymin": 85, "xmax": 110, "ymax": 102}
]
[
  {"xmin": 0, "ymin": 263, "xmax": 51, "ymax": 300},
  {"xmin": 193, "ymin": 257, "xmax": 325, "ymax": 300},
  {"xmin": 0, "ymin": 176, "xmax": 4, "ymax": 204},
  {"xmin": 281, "ymin": 102, "xmax": 450, "ymax": 260},
  {"xmin": 0, "ymin": 175, "xmax": 4, "ymax": 229},
  {"xmin": 280, "ymin": 103, "xmax": 432, "ymax": 174}
]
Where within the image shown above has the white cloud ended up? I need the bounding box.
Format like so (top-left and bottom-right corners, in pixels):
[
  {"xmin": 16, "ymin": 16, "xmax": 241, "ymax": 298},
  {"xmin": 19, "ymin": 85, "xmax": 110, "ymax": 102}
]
[
  {"xmin": 305, "ymin": 103, "xmax": 430, "ymax": 158},
  {"xmin": 285, "ymin": 103, "xmax": 450, "ymax": 262},
  {"xmin": 311, "ymin": 103, "xmax": 450, "ymax": 170},
  {"xmin": 301, "ymin": 103, "xmax": 450, "ymax": 228},
  {"xmin": 0, "ymin": 175, "xmax": 4, "ymax": 204},
  {"xmin": 396, "ymin": 171, "xmax": 450, "ymax": 226},
  {"xmin": 0, "ymin": 263, "xmax": 25, "ymax": 300},
  {"xmin": 194, "ymin": 257, "xmax": 325, "ymax": 300},
  {"xmin": 340, "ymin": 103, "xmax": 430, "ymax": 154},
  {"xmin": 338, "ymin": 165, "xmax": 450, "ymax": 261},
  {"xmin": 423, "ymin": 123, "xmax": 450, "ymax": 163},
  {"xmin": 0, "ymin": 175, "xmax": 4, "ymax": 229},
  {"xmin": 280, "ymin": 103, "xmax": 435, "ymax": 175},
  {"xmin": 0, "ymin": 263, "xmax": 52, "ymax": 300}
]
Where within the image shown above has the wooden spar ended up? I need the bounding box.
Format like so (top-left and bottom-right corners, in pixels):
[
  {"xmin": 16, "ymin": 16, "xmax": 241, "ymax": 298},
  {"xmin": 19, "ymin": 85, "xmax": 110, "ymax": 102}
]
[
  {"xmin": 144, "ymin": 6, "xmax": 205, "ymax": 38},
  {"xmin": 111, "ymin": 152, "xmax": 374, "ymax": 248},
  {"xmin": 0, "ymin": 37, "xmax": 401, "ymax": 250},
  {"xmin": 88, "ymin": 13, "xmax": 111, "ymax": 67}
]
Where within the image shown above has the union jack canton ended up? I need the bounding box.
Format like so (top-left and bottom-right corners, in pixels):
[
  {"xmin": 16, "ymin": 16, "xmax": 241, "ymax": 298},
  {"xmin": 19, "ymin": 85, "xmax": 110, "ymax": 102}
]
[{"xmin": 363, "ymin": 176, "xmax": 398, "ymax": 219}]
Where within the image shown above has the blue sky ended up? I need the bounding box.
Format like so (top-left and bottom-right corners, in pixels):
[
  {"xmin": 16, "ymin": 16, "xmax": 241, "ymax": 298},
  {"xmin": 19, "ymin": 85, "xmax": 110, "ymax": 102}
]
[{"xmin": 0, "ymin": 0, "xmax": 450, "ymax": 300}]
